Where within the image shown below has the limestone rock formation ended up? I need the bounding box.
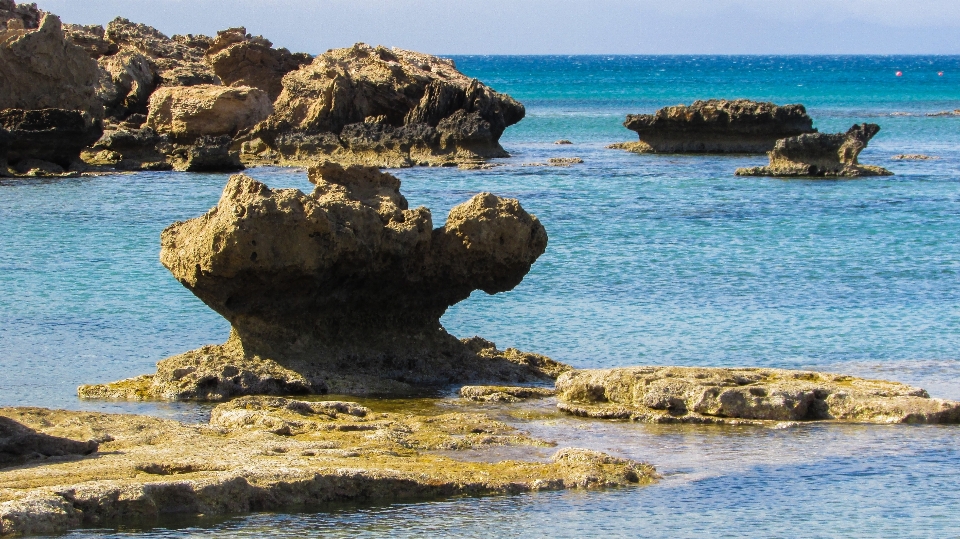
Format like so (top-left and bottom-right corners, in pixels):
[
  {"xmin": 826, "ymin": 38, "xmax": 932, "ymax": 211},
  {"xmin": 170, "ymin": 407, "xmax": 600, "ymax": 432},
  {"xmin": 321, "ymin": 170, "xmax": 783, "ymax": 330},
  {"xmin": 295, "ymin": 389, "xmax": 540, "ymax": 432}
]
[
  {"xmin": 614, "ymin": 99, "xmax": 816, "ymax": 154},
  {"xmin": 0, "ymin": 108, "xmax": 102, "ymax": 172},
  {"xmin": 0, "ymin": 416, "xmax": 98, "ymax": 468},
  {"xmin": 243, "ymin": 43, "xmax": 525, "ymax": 167},
  {"xmin": 556, "ymin": 367, "xmax": 960, "ymax": 424},
  {"xmin": 62, "ymin": 23, "xmax": 115, "ymax": 58},
  {"xmin": 0, "ymin": 403, "xmax": 654, "ymax": 536},
  {"xmin": 460, "ymin": 385, "xmax": 556, "ymax": 402},
  {"xmin": 104, "ymin": 17, "xmax": 216, "ymax": 87},
  {"xmin": 0, "ymin": 13, "xmax": 102, "ymax": 114},
  {"xmin": 0, "ymin": 0, "xmax": 39, "ymax": 32},
  {"xmin": 146, "ymin": 84, "xmax": 272, "ymax": 142},
  {"xmin": 735, "ymin": 123, "xmax": 893, "ymax": 178},
  {"xmin": 205, "ymin": 27, "xmax": 311, "ymax": 100},
  {"xmin": 79, "ymin": 164, "xmax": 566, "ymax": 399}
]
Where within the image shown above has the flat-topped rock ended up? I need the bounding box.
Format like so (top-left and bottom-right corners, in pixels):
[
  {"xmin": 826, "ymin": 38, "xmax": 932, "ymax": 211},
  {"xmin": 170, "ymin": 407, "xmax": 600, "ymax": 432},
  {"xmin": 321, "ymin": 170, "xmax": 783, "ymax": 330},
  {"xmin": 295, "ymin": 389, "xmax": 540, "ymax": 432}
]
[
  {"xmin": 614, "ymin": 99, "xmax": 816, "ymax": 154},
  {"xmin": 460, "ymin": 386, "xmax": 557, "ymax": 402},
  {"xmin": 0, "ymin": 416, "xmax": 98, "ymax": 469},
  {"xmin": 80, "ymin": 163, "xmax": 567, "ymax": 400},
  {"xmin": 555, "ymin": 367, "xmax": 960, "ymax": 424},
  {"xmin": 0, "ymin": 402, "xmax": 654, "ymax": 536},
  {"xmin": 735, "ymin": 123, "xmax": 893, "ymax": 178},
  {"xmin": 244, "ymin": 43, "xmax": 525, "ymax": 168}
]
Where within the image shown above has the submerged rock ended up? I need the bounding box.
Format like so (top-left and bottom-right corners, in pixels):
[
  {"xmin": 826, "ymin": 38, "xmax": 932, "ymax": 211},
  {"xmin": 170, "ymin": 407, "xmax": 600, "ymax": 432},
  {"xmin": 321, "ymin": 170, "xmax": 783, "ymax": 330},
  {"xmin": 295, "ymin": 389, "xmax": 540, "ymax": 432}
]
[
  {"xmin": 80, "ymin": 163, "xmax": 567, "ymax": 399},
  {"xmin": 735, "ymin": 123, "xmax": 893, "ymax": 178},
  {"xmin": 555, "ymin": 367, "xmax": 960, "ymax": 424},
  {"xmin": 614, "ymin": 99, "xmax": 816, "ymax": 154},
  {"xmin": 460, "ymin": 386, "xmax": 556, "ymax": 402},
  {"xmin": 892, "ymin": 154, "xmax": 938, "ymax": 160},
  {"xmin": 243, "ymin": 43, "xmax": 525, "ymax": 168},
  {"xmin": 0, "ymin": 402, "xmax": 655, "ymax": 536}
]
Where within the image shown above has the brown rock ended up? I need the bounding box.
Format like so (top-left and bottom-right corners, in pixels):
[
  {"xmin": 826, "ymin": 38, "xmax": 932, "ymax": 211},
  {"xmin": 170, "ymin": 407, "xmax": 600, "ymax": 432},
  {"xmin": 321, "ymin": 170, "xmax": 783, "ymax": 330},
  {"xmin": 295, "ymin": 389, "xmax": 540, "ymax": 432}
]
[
  {"xmin": 0, "ymin": 0, "xmax": 40, "ymax": 32},
  {"xmin": 62, "ymin": 23, "xmax": 115, "ymax": 58},
  {"xmin": 0, "ymin": 416, "xmax": 97, "ymax": 469},
  {"xmin": 146, "ymin": 84, "xmax": 272, "ymax": 143},
  {"xmin": 617, "ymin": 99, "xmax": 816, "ymax": 154},
  {"xmin": 79, "ymin": 163, "xmax": 566, "ymax": 400},
  {"xmin": 735, "ymin": 123, "xmax": 893, "ymax": 178},
  {"xmin": 0, "ymin": 403, "xmax": 654, "ymax": 536},
  {"xmin": 460, "ymin": 385, "xmax": 556, "ymax": 402},
  {"xmin": 0, "ymin": 108, "xmax": 102, "ymax": 170},
  {"xmin": 97, "ymin": 46, "xmax": 159, "ymax": 117},
  {"xmin": 104, "ymin": 17, "xmax": 217, "ymax": 87},
  {"xmin": 205, "ymin": 27, "xmax": 311, "ymax": 100},
  {"xmin": 246, "ymin": 43, "xmax": 525, "ymax": 168},
  {"xmin": 556, "ymin": 367, "xmax": 960, "ymax": 424},
  {"xmin": 0, "ymin": 14, "xmax": 102, "ymax": 115}
]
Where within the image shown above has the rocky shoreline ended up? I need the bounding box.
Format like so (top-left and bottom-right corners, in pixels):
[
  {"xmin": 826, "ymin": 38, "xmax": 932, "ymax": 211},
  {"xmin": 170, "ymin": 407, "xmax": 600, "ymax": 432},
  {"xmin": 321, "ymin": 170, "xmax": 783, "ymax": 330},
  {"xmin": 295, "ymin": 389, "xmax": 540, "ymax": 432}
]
[{"xmin": 1, "ymin": 1, "xmax": 525, "ymax": 177}]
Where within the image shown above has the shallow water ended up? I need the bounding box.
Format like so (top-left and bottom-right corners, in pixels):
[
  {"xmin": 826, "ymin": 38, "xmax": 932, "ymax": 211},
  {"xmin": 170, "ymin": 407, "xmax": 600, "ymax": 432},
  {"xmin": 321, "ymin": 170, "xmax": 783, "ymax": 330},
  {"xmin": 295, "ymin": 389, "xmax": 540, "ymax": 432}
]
[{"xmin": 3, "ymin": 55, "xmax": 960, "ymax": 536}]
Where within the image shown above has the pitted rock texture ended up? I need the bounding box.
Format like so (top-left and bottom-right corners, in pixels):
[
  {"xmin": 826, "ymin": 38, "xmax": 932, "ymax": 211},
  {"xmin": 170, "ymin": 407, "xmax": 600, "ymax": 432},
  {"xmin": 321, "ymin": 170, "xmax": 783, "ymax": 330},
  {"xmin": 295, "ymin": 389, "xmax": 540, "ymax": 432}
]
[
  {"xmin": 555, "ymin": 367, "xmax": 960, "ymax": 424},
  {"xmin": 205, "ymin": 27, "xmax": 311, "ymax": 100},
  {"xmin": 243, "ymin": 43, "xmax": 525, "ymax": 167},
  {"xmin": 146, "ymin": 84, "xmax": 272, "ymax": 143},
  {"xmin": 0, "ymin": 417, "xmax": 98, "ymax": 468},
  {"xmin": 615, "ymin": 99, "xmax": 816, "ymax": 154},
  {"xmin": 79, "ymin": 163, "xmax": 566, "ymax": 399},
  {"xmin": 0, "ymin": 108, "xmax": 102, "ymax": 171},
  {"xmin": 0, "ymin": 14, "xmax": 102, "ymax": 114},
  {"xmin": 460, "ymin": 386, "xmax": 556, "ymax": 403},
  {"xmin": 0, "ymin": 0, "xmax": 40, "ymax": 32},
  {"xmin": 0, "ymin": 402, "xmax": 654, "ymax": 536},
  {"xmin": 735, "ymin": 123, "xmax": 893, "ymax": 178},
  {"xmin": 104, "ymin": 17, "xmax": 216, "ymax": 87}
]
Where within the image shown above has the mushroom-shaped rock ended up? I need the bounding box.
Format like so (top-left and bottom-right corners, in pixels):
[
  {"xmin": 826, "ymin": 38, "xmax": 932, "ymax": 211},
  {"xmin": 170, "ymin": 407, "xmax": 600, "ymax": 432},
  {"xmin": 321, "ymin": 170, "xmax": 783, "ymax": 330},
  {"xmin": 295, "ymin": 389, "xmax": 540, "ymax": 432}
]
[
  {"xmin": 245, "ymin": 43, "xmax": 525, "ymax": 168},
  {"xmin": 80, "ymin": 163, "xmax": 566, "ymax": 400},
  {"xmin": 735, "ymin": 123, "xmax": 893, "ymax": 178},
  {"xmin": 613, "ymin": 99, "xmax": 816, "ymax": 154}
]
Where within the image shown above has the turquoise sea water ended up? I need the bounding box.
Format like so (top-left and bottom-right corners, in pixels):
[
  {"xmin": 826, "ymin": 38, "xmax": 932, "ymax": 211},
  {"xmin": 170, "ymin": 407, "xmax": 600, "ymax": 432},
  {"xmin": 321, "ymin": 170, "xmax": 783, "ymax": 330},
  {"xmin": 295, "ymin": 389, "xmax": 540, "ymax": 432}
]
[{"xmin": 3, "ymin": 56, "xmax": 960, "ymax": 536}]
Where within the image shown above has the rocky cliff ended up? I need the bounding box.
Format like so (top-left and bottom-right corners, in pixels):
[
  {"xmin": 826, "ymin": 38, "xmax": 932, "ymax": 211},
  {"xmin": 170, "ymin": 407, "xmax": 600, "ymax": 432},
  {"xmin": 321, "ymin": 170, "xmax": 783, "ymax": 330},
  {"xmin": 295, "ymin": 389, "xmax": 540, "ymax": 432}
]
[
  {"xmin": 612, "ymin": 99, "xmax": 816, "ymax": 154},
  {"xmin": 79, "ymin": 164, "xmax": 566, "ymax": 399},
  {"xmin": 735, "ymin": 123, "xmax": 893, "ymax": 178}
]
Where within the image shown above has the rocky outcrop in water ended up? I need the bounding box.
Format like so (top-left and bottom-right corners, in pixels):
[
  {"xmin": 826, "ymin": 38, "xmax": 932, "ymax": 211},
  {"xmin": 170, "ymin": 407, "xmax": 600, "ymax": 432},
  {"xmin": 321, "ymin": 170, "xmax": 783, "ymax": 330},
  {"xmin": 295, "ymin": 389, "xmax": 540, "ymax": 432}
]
[
  {"xmin": 556, "ymin": 367, "xmax": 960, "ymax": 424},
  {"xmin": 205, "ymin": 27, "xmax": 311, "ymax": 101},
  {"xmin": 0, "ymin": 109, "xmax": 102, "ymax": 174},
  {"xmin": 79, "ymin": 163, "xmax": 566, "ymax": 399},
  {"xmin": 612, "ymin": 99, "xmax": 816, "ymax": 154},
  {"xmin": 735, "ymin": 123, "xmax": 893, "ymax": 178},
  {"xmin": 242, "ymin": 43, "xmax": 525, "ymax": 168},
  {"xmin": 0, "ymin": 401, "xmax": 654, "ymax": 536}
]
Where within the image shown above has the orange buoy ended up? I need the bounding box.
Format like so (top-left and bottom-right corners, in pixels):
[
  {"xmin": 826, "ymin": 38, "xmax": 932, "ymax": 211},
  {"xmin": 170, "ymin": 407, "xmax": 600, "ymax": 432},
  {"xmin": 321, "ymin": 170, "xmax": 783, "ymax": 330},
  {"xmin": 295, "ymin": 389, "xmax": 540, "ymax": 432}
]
[{"xmin": 896, "ymin": 71, "xmax": 903, "ymax": 77}]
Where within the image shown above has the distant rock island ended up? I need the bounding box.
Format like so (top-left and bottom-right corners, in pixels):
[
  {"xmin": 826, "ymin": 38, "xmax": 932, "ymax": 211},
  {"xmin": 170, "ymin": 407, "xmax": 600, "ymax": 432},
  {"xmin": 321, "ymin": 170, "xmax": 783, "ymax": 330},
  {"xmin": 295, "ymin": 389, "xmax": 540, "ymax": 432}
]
[
  {"xmin": 610, "ymin": 99, "xmax": 816, "ymax": 154},
  {"xmin": 736, "ymin": 123, "xmax": 893, "ymax": 178},
  {"xmin": 0, "ymin": 1, "xmax": 525, "ymax": 177}
]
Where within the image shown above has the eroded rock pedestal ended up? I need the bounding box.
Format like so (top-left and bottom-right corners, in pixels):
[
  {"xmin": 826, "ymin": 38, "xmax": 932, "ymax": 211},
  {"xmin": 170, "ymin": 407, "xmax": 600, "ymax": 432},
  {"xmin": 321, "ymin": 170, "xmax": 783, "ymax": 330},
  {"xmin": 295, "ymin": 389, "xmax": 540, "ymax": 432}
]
[
  {"xmin": 556, "ymin": 367, "xmax": 960, "ymax": 424},
  {"xmin": 80, "ymin": 163, "xmax": 566, "ymax": 400},
  {"xmin": 735, "ymin": 123, "xmax": 893, "ymax": 178},
  {"xmin": 612, "ymin": 99, "xmax": 816, "ymax": 154}
]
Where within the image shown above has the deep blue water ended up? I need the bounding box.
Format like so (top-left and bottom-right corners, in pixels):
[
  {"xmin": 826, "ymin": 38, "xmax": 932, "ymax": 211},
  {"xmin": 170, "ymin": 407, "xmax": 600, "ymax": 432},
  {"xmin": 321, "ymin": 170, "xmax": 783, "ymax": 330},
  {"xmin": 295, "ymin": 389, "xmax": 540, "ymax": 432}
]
[{"xmin": 3, "ymin": 56, "xmax": 960, "ymax": 536}]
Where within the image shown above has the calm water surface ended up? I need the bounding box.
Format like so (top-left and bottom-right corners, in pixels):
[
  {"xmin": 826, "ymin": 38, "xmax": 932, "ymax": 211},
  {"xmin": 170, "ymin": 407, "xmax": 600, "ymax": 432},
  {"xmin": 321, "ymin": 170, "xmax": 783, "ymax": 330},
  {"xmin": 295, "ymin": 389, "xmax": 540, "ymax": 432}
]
[{"xmin": 2, "ymin": 56, "xmax": 960, "ymax": 536}]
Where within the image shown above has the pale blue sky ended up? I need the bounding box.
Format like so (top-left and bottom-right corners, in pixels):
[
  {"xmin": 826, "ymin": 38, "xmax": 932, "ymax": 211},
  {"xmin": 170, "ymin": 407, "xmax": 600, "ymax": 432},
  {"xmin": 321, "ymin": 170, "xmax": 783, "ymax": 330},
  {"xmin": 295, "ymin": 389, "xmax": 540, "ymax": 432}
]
[{"xmin": 37, "ymin": 0, "xmax": 960, "ymax": 55}]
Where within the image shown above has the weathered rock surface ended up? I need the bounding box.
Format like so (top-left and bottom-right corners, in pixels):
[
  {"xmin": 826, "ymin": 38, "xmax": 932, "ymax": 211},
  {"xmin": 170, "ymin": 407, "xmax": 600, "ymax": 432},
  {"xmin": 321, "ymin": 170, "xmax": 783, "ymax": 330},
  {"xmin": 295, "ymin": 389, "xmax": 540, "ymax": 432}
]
[
  {"xmin": 0, "ymin": 13, "xmax": 102, "ymax": 114},
  {"xmin": 146, "ymin": 84, "xmax": 272, "ymax": 143},
  {"xmin": 892, "ymin": 154, "xmax": 938, "ymax": 160},
  {"xmin": 62, "ymin": 23, "xmax": 115, "ymax": 58},
  {"xmin": 0, "ymin": 417, "xmax": 98, "ymax": 469},
  {"xmin": 0, "ymin": 108, "xmax": 102, "ymax": 172},
  {"xmin": 0, "ymin": 0, "xmax": 39, "ymax": 32},
  {"xmin": 205, "ymin": 27, "xmax": 311, "ymax": 100},
  {"xmin": 0, "ymin": 402, "xmax": 654, "ymax": 536},
  {"xmin": 615, "ymin": 99, "xmax": 816, "ymax": 154},
  {"xmin": 104, "ymin": 17, "xmax": 216, "ymax": 87},
  {"xmin": 556, "ymin": 367, "xmax": 960, "ymax": 424},
  {"xmin": 243, "ymin": 43, "xmax": 525, "ymax": 167},
  {"xmin": 79, "ymin": 164, "xmax": 567, "ymax": 399},
  {"xmin": 735, "ymin": 123, "xmax": 893, "ymax": 178},
  {"xmin": 460, "ymin": 386, "xmax": 556, "ymax": 403}
]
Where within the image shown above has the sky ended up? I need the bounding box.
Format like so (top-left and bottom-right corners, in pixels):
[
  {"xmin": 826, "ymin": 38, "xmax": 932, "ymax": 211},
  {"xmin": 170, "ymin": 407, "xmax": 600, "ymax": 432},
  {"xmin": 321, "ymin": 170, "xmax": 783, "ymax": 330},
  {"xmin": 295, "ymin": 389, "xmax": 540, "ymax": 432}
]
[{"xmin": 35, "ymin": 0, "xmax": 960, "ymax": 55}]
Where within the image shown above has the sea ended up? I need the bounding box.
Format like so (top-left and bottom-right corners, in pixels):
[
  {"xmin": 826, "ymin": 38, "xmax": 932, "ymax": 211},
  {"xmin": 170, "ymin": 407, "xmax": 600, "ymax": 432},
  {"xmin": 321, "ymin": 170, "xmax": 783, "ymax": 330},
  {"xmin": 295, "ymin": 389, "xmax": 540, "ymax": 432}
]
[{"xmin": 2, "ymin": 55, "xmax": 960, "ymax": 537}]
